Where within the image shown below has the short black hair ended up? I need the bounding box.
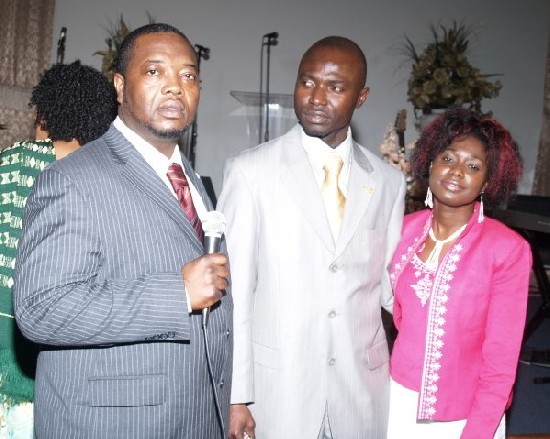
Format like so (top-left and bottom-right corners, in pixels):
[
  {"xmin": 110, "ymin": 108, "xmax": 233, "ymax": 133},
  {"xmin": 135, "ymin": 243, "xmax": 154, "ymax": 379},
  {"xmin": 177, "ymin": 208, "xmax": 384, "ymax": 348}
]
[
  {"xmin": 116, "ymin": 23, "xmax": 193, "ymax": 76},
  {"xmin": 30, "ymin": 61, "xmax": 117, "ymax": 145},
  {"xmin": 303, "ymin": 36, "xmax": 368, "ymax": 86}
]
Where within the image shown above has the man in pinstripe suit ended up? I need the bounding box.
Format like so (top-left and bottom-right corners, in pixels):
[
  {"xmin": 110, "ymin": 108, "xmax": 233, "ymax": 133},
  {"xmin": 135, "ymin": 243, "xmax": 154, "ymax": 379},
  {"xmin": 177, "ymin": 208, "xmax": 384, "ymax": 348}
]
[{"xmin": 14, "ymin": 23, "xmax": 232, "ymax": 438}]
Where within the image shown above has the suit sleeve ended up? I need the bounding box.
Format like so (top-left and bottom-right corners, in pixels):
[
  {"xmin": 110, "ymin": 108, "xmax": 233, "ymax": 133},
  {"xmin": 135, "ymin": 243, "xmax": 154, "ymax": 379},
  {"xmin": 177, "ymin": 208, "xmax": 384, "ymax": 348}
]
[
  {"xmin": 14, "ymin": 168, "xmax": 191, "ymax": 346},
  {"xmin": 460, "ymin": 237, "xmax": 531, "ymax": 438},
  {"xmin": 217, "ymin": 157, "xmax": 257, "ymax": 405},
  {"xmin": 381, "ymin": 173, "xmax": 406, "ymax": 313}
]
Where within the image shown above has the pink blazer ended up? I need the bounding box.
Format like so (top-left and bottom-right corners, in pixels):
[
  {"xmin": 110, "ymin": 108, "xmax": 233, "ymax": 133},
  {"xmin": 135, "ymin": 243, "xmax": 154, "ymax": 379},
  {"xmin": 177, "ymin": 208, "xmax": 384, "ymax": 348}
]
[{"xmin": 390, "ymin": 203, "xmax": 532, "ymax": 438}]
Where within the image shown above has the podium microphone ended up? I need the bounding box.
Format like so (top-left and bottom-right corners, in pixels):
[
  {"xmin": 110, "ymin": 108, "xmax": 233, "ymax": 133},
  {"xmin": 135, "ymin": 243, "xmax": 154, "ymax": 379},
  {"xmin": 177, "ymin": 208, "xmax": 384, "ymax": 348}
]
[
  {"xmin": 57, "ymin": 27, "xmax": 67, "ymax": 64},
  {"xmin": 194, "ymin": 44, "xmax": 210, "ymax": 61},
  {"xmin": 201, "ymin": 211, "xmax": 226, "ymax": 326},
  {"xmin": 263, "ymin": 31, "xmax": 279, "ymax": 45}
]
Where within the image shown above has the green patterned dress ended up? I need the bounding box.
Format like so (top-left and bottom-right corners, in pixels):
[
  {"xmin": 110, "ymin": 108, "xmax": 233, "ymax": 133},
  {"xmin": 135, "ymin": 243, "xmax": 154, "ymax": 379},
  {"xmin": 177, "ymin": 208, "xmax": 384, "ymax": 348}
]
[{"xmin": 0, "ymin": 139, "xmax": 55, "ymax": 438}]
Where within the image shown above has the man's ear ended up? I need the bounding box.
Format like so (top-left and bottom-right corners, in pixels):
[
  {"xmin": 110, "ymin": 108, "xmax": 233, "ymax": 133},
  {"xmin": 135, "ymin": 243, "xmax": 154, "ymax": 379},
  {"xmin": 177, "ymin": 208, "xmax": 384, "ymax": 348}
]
[
  {"xmin": 113, "ymin": 73, "xmax": 124, "ymax": 106},
  {"xmin": 356, "ymin": 87, "xmax": 370, "ymax": 109}
]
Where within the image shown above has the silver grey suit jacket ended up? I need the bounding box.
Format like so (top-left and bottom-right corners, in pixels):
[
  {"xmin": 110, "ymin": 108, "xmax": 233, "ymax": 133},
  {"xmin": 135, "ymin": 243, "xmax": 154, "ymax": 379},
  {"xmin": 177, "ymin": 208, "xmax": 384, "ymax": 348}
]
[
  {"xmin": 14, "ymin": 125, "xmax": 232, "ymax": 439},
  {"xmin": 218, "ymin": 124, "xmax": 405, "ymax": 438}
]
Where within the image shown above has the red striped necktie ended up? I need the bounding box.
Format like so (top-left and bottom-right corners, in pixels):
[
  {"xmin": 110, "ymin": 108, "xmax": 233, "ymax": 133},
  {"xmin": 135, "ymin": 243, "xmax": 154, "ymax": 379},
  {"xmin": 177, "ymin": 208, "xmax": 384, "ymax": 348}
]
[{"xmin": 167, "ymin": 163, "xmax": 203, "ymax": 240}]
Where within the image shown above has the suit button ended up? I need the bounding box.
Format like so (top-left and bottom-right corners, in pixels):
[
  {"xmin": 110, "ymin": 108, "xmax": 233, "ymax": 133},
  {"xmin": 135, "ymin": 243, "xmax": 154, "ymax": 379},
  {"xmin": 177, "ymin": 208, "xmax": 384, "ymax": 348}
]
[
  {"xmin": 328, "ymin": 358, "xmax": 336, "ymax": 366},
  {"xmin": 220, "ymin": 379, "xmax": 225, "ymax": 387},
  {"xmin": 328, "ymin": 310, "xmax": 336, "ymax": 318},
  {"xmin": 329, "ymin": 263, "xmax": 338, "ymax": 272}
]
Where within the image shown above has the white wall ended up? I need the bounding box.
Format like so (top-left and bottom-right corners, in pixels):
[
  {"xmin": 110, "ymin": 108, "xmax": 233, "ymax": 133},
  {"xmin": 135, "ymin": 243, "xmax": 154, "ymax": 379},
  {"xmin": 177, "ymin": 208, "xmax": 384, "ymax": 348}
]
[{"xmin": 51, "ymin": 0, "xmax": 550, "ymax": 196}]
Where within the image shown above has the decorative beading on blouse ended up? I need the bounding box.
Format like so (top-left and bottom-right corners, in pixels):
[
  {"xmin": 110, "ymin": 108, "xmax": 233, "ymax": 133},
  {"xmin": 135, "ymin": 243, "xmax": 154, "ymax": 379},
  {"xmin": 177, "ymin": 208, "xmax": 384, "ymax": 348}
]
[{"xmin": 417, "ymin": 242, "xmax": 463, "ymax": 419}]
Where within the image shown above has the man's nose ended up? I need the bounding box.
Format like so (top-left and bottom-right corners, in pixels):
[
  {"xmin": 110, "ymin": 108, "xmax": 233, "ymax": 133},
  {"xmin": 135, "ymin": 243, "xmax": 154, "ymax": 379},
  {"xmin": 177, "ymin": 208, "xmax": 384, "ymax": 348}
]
[
  {"xmin": 309, "ymin": 87, "xmax": 327, "ymax": 105},
  {"xmin": 162, "ymin": 75, "xmax": 183, "ymax": 96}
]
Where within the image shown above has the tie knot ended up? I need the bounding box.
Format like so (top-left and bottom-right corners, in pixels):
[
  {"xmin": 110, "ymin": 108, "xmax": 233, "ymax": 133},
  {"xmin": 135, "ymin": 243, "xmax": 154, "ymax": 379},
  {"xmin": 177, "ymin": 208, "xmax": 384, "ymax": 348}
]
[
  {"xmin": 323, "ymin": 155, "xmax": 344, "ymax": 177},
  {"xmin": 167, "ymin": 163, "xmax": 189, "ymax": 188}
]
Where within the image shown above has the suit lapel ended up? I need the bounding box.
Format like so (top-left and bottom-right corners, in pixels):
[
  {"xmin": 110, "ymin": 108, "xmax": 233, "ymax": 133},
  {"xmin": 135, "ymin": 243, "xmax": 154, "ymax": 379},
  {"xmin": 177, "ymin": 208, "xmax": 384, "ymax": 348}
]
[
  {"xmin": 280, "ymin": 126, "xmax": 335, "ymax": 252},
  {"xmin": 180, "ymin": 154, "xmax": 214, "ymax": 212},
  {"xmin": 335, "ymin": 142, "xmax": 376, "ymax": 256},
  {"xmin": 104, "ymin": 126, "xmax": 203, "ymax": 253}
]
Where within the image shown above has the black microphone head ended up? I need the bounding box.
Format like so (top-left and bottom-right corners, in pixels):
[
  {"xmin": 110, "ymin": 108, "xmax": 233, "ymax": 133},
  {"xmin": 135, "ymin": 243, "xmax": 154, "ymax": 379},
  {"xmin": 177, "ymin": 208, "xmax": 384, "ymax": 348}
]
[
  {"xmin": 263, "ymin": 32, "xmax": 279, "ymax": 39},
  {"xmin": 202, "ymin": 211, "xmax": 226, "ymax": 238},
  {"xmin": 195, "ymin": 44, "xmax": 211, "ymax": 60},
  {"xmin": 60, "ymin": 27, "xmax": 67, "ymax": 36}
]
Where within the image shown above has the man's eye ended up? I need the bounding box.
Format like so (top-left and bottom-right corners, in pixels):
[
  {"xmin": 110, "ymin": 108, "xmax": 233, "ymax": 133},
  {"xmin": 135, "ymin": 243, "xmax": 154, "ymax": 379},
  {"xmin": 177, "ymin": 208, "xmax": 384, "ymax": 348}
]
[{"xmin": 146, "ymin": 69, "xmax": 158, "ymax": 76}]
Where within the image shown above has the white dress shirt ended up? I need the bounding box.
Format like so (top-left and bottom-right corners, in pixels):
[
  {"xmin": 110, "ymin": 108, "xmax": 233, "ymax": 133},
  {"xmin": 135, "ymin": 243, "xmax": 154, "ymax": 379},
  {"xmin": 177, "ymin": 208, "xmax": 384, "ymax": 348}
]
[
  {"xmin": 301, "ymin": 126, "xmax": 352, "ymax": 198},
  {"xmin": 113, "ymin": 117, "xmax": 207, "ymax": 219}
]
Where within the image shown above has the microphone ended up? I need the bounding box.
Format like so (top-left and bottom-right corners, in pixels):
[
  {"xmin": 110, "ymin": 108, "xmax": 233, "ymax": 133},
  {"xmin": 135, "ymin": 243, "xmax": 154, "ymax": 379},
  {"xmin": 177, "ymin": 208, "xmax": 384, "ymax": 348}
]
[
  {"xmin": 59, "ymin": 26, "xmax": 67, "ymax": 43},
  {"xmin": 57, "ymin": 27, "xmax": 67, "ymax": 64},
  {"xmin": 201, "ymin": 211, "xmax": 227, "ymax": 326},
  {"xmin": 194, "ymin": 44, "xmax": 210, "ymax": 60},
  {"xmin": 263, "ymin": 32, "xmax": 279, "ymax": 46},
  {"xmin": 200, "ymin": 212, "xmax": 227, "ymax": 436}
]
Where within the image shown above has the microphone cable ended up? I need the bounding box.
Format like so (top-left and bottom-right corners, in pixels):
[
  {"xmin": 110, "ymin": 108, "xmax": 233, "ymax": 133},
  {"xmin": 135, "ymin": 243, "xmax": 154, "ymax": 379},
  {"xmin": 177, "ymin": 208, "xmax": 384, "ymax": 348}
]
[{"xmin": 202, "ymin": 316, "xmax": 226, "ymax": 438}]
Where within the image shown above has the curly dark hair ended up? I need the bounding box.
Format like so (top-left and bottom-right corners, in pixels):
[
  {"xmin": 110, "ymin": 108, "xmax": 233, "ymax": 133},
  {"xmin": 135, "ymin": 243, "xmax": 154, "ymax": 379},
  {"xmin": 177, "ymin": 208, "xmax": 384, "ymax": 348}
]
[
  {"xmin": 29, "ymin": 60, "xmax": 117, "ymax": 145},
  {"xmin": 411, "ymin": 107, "xmax": 523, "ymax": 205},
  {"xmin": 115, "ymin": 23, "xmax": 193, "ymax": 76}
]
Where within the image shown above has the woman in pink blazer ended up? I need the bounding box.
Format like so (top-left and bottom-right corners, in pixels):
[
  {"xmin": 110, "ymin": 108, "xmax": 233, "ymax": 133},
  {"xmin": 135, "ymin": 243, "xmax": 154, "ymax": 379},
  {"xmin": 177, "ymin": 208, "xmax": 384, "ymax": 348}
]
[{"xmin": 387, "ymin": 108, "xmax": 532, "ymax": 439}]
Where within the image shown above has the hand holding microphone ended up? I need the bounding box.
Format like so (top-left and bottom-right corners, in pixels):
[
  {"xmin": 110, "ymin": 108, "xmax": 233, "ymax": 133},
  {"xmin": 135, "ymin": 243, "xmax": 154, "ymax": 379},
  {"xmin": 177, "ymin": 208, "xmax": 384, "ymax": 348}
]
[
  {"xmin": 201, "ymin": 211, "xmax": 227, "ymax": 325},
  {"xmin": 181, "ymin": 211, "xmax": 228, "ymax": 318}
]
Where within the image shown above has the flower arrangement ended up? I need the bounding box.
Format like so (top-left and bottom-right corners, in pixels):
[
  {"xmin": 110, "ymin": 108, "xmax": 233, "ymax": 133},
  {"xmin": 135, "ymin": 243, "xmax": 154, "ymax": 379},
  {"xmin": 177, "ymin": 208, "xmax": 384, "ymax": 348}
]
[
  {"xmin": 94, "ymin": 13, "xmax": 155, "ymax": 82},
  {"xmin": 379, "ymin": 121, "xmax": 426, "ymax": 213},
  {"xmin": 379, "ymin": 122, "xmax": 415, "ymax": 191},
  {"xmin": 403, "ymin": 21, "xmax": 502, "ymax": 114},
  {"xmin": 94, "ymin": 15, "xmax": 131, "ymax": 83}
]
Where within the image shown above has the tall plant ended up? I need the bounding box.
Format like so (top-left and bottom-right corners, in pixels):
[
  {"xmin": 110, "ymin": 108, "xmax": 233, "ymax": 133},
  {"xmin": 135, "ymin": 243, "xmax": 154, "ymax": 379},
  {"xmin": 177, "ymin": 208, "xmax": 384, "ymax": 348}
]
[{"xmin": 404, "ymin": 21, "xmax": 502, "ymax": 114}]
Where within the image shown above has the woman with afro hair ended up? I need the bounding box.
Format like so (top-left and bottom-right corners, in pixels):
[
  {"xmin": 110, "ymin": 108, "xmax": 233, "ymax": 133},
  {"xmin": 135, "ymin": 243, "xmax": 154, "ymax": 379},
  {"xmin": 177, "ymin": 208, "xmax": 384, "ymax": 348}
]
[
  {"xmin": 387, "ymin": 108, "xmax": 532, "ymax": 438},
  {"xmin": 0, "ymin": 60, "xmax": 117, "ymax": 438}
]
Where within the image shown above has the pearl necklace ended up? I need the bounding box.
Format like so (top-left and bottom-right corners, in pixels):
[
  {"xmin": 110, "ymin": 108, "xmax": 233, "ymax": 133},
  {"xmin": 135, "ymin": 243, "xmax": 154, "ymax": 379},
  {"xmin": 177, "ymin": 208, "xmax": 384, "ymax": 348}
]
[{"xmin": 425, "ymin": 223, "xmax": 467, "ymax": 270}]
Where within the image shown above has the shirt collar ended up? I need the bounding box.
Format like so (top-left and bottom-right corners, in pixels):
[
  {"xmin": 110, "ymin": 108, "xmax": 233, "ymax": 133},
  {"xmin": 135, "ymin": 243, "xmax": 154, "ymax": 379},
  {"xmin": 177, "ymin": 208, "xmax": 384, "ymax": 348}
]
[
  {"xmin": 301, "ymin": 126, "xmax": 352, "ymax": 171},
  {"xmin": 113, "ymin": 116, "xmax": 184, "ymax": 174},
  {"xmin": 301, "ymin": 125, "xmax": 353, "ymax": 192}
]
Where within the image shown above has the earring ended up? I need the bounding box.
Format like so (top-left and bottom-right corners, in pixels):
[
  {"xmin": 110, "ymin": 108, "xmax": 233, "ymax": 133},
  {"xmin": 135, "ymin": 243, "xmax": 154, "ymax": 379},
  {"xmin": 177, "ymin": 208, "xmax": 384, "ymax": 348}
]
[
  {"xmin": 425, "ymin": 187, "xmax": 434, "ymax": 209},
  {"xmin": 478, "ymin": 193, "xmax": 484, "ymax": 223}
]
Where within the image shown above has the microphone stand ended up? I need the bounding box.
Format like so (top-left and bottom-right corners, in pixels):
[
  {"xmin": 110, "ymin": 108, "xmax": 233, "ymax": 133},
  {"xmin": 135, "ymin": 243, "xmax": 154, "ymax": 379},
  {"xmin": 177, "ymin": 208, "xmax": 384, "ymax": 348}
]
[
  {"xmin": 259, "ymin": 33, "xmax": 278, "ymax": 144},
  {"xmin": 264, "ymin": 39, "xmax": 273, "ymax": 143},
  {"xmin": 189, "ymin": 44, "xmax": 210, "ymax": 168},
  {"xmin": 259, "ymin": 41, "xmax": 264, "ymax": 144}
]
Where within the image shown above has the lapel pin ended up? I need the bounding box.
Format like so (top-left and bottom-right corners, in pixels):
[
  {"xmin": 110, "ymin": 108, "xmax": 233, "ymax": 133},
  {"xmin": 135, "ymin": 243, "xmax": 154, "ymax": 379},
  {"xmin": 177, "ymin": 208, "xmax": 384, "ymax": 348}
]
[{"xmin": 362, "ymin": 185, "xmax": 375, "ymax": 195}]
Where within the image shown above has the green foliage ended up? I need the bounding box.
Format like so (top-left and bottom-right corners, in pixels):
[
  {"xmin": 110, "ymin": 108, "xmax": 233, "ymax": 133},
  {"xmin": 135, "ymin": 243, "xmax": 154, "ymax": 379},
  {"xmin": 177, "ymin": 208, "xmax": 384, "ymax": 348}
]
[
  {"xmin": 94, "ymin": 13, "xmax": 155, "ymax": 82},
  {"xmin": 404, "ymin": 21, "xmax": 502, "ymax": 114},
  {"xmin": 93, "ymin": 15, "xmax": 130, "ymax": 83}
]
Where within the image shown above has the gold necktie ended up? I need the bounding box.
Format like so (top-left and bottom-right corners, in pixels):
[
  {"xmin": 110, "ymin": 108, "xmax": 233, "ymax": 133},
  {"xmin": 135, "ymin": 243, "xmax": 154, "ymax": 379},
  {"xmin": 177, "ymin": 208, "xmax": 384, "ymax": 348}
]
[{"xmin": 322, "ymin": 155, "xmax": 346, "ymax": 240}]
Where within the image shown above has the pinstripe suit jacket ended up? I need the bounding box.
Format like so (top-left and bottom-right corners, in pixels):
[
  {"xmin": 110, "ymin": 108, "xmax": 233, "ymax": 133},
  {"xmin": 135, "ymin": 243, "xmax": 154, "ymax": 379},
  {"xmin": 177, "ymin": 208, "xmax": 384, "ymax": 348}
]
[
  {"xmin": 218, "ymin": 124, "xmax": 405, "ymax": 438},
  {"xmin": 13, "ymin": 125, "xmax": 232, "ymax": 439}
]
